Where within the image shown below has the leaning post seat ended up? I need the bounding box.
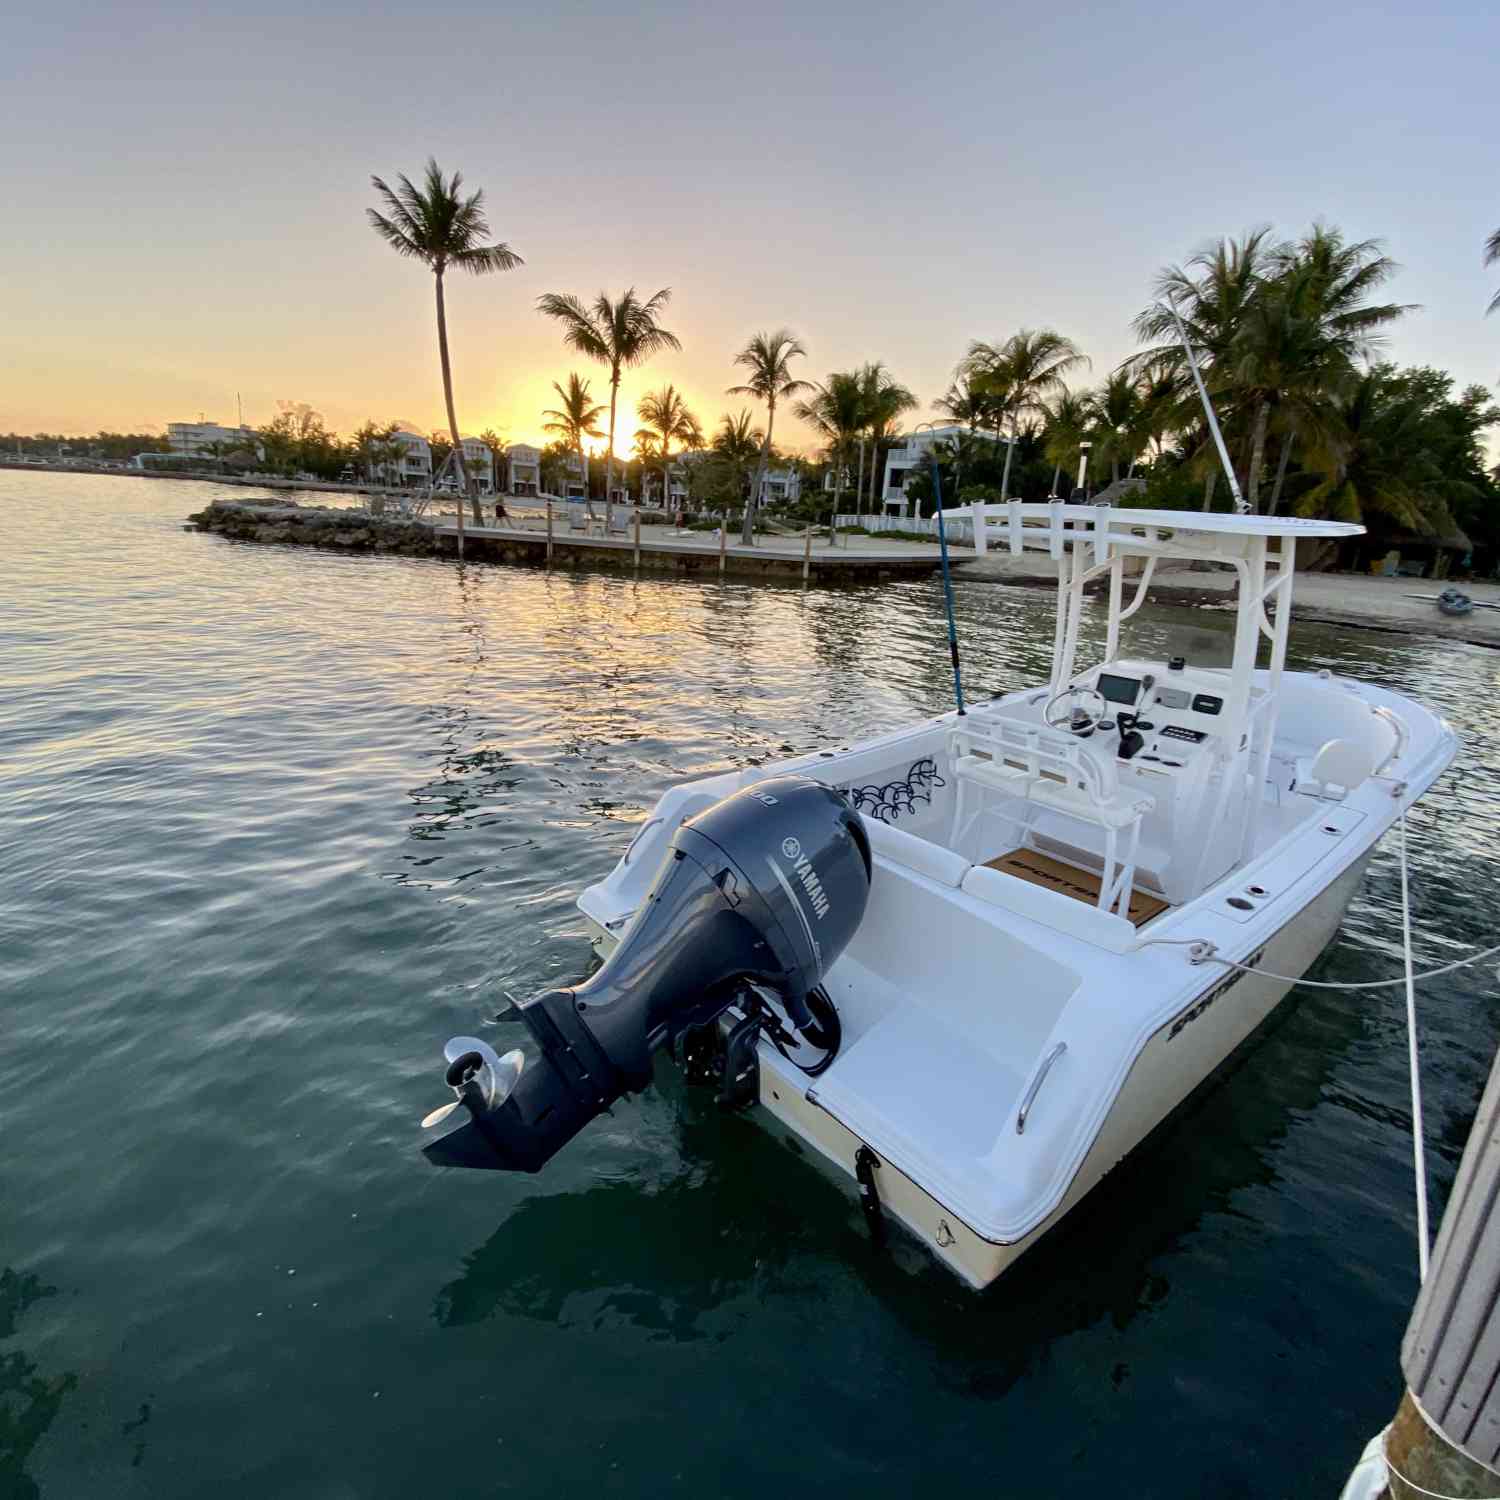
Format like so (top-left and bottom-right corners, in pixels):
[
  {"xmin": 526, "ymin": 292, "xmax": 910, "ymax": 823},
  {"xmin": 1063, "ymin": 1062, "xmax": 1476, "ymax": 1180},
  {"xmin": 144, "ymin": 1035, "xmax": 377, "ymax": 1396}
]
[{"xmin": 946, "ymin": 722, "xmax": 1154, "ymax": 920}]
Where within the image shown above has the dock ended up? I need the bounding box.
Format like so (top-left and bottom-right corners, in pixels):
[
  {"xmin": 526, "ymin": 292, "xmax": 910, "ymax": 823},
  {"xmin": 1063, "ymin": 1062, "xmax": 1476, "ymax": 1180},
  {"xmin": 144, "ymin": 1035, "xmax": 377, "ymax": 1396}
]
[
  {"xmin": 430, "ymin": 515, "xmax": 951, "ymax": 581},
  {"xmin": 185, "ymin": 499, "xmax": 956, "ymax": 583}
]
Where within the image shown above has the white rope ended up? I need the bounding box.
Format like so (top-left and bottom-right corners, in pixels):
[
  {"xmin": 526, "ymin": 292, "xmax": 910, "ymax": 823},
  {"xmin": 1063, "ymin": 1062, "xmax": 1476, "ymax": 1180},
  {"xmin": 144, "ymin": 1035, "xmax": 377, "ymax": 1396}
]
[
  {"xmin": 1136, "ymin": 937, "xmax": 1500, "ymax": 990},
  {"xmin": 1399, "ymin": 810, "xmax": 1432, "ymax": 1281},
  {"xmin": 1381, "ymin": 1425, "xmax": 1498, "ymax": 1500}
]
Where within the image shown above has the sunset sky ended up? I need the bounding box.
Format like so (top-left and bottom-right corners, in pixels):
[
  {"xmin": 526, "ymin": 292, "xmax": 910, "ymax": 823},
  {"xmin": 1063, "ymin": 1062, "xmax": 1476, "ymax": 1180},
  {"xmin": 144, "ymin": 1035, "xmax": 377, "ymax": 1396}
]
[{"xmin": 4, "ymin": 0, "xmax": 1496, "ymax": 457}]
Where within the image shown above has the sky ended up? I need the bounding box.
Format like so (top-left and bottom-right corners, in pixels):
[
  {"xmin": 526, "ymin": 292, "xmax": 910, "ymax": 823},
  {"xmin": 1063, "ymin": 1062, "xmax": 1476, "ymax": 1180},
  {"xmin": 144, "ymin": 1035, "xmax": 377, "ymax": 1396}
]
[{"xmin": 2, "ymin": 0, "xmax": 1497, "ymax": 459}]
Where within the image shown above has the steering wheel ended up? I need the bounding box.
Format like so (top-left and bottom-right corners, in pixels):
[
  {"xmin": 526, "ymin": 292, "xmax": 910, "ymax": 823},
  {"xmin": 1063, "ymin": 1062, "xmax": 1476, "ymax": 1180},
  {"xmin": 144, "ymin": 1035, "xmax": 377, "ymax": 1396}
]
[{"xmin": 1043, "ymin": 686, "xmax": 1111, "ymax": 736}]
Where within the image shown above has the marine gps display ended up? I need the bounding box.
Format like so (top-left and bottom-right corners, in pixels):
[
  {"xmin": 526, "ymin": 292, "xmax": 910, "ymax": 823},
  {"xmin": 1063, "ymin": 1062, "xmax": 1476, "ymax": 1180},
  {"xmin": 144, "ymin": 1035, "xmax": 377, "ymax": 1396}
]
[{"xmin": 1097, "ymin": 672, "xmax": 1142, "ymax": 706}]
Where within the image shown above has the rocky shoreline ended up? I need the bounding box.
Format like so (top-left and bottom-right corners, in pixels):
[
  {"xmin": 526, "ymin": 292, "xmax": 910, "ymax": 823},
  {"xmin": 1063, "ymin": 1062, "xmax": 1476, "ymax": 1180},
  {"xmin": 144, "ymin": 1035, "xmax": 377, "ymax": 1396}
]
[{"xmin": 186, "ymin": 499, "xmax": 442, "ymax": 556}]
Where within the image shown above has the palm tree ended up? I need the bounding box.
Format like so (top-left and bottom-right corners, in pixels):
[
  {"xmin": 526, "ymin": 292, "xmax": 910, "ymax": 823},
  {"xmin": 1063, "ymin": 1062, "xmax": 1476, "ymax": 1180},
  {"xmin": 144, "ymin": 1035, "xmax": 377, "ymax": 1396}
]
[
  {"xmin": 368, "ymin": 159, "xmax": 522, "ymax": 547},
  {"xmin": 1260, "ymin": 225, "xmax": 1411, "ymax": 513},
  {"xmin": 1132, "ymin": 359, "xmax": 1187, "ymax": 467},
  {"xmin": 793, "ymin": 371, "xmax": 864, "ymax": 521},
  {"xmin": 711, "ymin": 410, "xmax": 764, "ymax": 512},
  {"xmin": 1133, "ymin": 228, "xmax": 1279, "ymax": 507},
  {"xmin": 1295, "ymin": 366, "xmax": 1469, "ymax": 535},
  {"xmin": 1042, "ymin": 389, "xmax": 1100, "ymax": 497},
  {"xmin": 1093, "ymin": 370, "xmax": 1147, "ymax": 484},
  {"xmin": 636, "ymin": 385, "xmax": 702, "ymax": 512},
  {"xmin": 353, "ymin": 419, "xmax": 402, "ymax": 485},
  {"xmin": 856, "ymin": 362, "xmax": 918, "ymax": 518},
  {"xmin": 727, "ymin": 330, "xmax": 811, "ymax": 544},
  {"xmin": 1487, "ymin": 227, "xmax": 1500, "ymax": 315},
  {"xmin": 541, "ymin": 375, "xmax": 606, "ymax": 516},
  {"xmin": 935, "ymin": 375, "xmax": 998, "ymax": 444},
  {"xmin": 536, "ymin": 287, "xmax": 680, "ymax": 532},
  {"xmin": 963, "ymin": 331, "xmax": 1088, "ymax": 500}
]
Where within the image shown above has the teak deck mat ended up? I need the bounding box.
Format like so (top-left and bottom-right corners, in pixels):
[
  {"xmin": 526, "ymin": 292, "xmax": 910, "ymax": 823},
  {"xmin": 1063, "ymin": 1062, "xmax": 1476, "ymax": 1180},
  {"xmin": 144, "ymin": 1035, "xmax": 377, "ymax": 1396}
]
[{"xmin": 984, "ymin": 847, "xmax": 1170, "ymax": 928}]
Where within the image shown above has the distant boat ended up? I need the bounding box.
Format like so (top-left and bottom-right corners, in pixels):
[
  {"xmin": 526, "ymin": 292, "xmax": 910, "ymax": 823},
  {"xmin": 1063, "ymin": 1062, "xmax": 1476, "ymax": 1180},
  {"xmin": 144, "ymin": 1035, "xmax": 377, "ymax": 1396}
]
[{"xmin": 1438, "ymin": 586, "xmax": 1474, "ymax": 617}]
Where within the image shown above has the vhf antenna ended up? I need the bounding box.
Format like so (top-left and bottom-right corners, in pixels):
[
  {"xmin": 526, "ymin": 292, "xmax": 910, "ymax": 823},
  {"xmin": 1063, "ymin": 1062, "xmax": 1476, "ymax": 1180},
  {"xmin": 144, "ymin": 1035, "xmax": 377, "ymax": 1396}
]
[{"xmin": 1165, "ymin": 294, "xmax": 1248, "ymax": 515}]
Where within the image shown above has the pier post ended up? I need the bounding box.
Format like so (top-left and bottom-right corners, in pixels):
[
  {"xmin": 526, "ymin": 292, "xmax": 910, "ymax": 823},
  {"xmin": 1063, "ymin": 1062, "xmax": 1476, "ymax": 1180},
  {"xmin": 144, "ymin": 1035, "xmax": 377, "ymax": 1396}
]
[
  {"xmin": 803, "ymin": 527, "xmax": 812, "ymax": 582},
  {"xmin": 633, "ymin": 508, "xmax": 641, "ymax": 569},
  {"xmin": 971, "ymin": 499, "xmax": 988, "ymax": 555},
  {"xmin": 1389, "ymin": 1043, "xmax": 1500, "ymax": 1496},
  {"xmin": 719, "ymin": 522, "xmax": 727, "ymax": 576},
  {"xmin": 545, "ymin": 501, "xmax": 553, "ymax": 564}
]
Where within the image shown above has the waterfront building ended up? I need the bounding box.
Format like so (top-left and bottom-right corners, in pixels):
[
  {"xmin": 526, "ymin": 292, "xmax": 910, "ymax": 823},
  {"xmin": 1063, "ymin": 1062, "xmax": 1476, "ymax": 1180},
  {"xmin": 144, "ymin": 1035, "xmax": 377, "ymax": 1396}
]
[
  {"xmin": 166, "ymin": 421, "xmax": 263, "ymax": 463},
  {"xmin": 459, "ymin": 436, "xmax": 494, "ymax": 494},
  {"xmin": 879, "ymin": 424, "xmax": 969, "ymax": 515},
  {"xmin": 506, "ymin": 444, "xmax": 541, "ymax": 497},
  {"xmin": 389, "ymin": 430, "xmax": 432, "ymax": 486},
  {"xmin": 756, "ymin": 464, "xmax": 801, "ymax": 507}
]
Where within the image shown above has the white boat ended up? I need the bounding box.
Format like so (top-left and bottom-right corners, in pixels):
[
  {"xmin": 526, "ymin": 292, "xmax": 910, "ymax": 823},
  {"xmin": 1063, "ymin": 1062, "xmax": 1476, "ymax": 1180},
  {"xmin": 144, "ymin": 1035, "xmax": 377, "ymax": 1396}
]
[{"xmin": 422, "ymin": 500, "xmax": 1454, "ymax": 1289}]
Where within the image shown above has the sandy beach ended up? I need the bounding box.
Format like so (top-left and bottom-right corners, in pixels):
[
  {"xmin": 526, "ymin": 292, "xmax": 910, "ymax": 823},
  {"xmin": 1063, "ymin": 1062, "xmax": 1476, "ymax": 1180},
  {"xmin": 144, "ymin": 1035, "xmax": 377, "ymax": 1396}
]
[{"xmin": 958, "ymin": 551, "xmax": 1500, "ymax": 648}]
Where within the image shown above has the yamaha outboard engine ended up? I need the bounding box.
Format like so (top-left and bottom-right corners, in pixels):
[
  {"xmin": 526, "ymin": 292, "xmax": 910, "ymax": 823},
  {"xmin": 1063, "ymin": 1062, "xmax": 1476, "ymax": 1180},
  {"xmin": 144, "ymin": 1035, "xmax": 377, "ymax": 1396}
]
[{"xmin": 421, "ymin": 775, "xmax": 871, "ymax": 1171}]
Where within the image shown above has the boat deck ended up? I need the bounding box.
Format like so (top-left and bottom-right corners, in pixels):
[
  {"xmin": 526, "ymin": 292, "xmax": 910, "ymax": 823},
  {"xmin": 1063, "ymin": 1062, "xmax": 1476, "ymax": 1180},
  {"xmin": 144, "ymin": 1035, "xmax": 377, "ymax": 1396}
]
[{"xmin": 984, "ymin": 848, "xmax": 1171, "ymax": 928}]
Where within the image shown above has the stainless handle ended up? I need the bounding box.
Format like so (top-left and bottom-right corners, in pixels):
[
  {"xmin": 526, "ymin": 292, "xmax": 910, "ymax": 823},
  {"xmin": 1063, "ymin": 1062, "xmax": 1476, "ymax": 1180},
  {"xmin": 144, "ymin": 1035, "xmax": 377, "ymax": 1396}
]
[
  {"xmin": 1016, "ymin": 1043, "xmax": 1068, "ymax": 1135},
  {"xmin": 1371, "ymin": 704, "xmax": 1410, "ymax": 776},
  {"xmin": 620, "ymin": 818, "xmax": 662, "ymax": 866}
]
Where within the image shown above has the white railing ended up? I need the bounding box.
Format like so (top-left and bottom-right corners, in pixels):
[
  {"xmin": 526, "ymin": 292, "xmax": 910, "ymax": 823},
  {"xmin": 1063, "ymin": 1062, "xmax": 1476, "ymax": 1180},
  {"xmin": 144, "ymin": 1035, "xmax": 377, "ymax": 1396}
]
[{"xmin": 834, "ymin": 513, "xmax": 975, "ymax": 544}]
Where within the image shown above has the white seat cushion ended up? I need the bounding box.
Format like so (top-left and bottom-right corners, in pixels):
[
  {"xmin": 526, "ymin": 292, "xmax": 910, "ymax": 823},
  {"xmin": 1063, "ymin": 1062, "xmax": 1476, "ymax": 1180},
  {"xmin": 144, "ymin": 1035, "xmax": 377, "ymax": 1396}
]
[
  {"xmin": 863, "ymin": 817, "xmax": 971, "ymax": 887},
  {"xmin": 1294, "ymin": 737, "xmax": 1375, "ymax": 801},
  {"xmin": 1027, "ymin": 779, "xmax": 1153, "ymax": 830},
  {"xmin": 953, "ymin": 753, "xmax": 1031, "ymax": 790}
]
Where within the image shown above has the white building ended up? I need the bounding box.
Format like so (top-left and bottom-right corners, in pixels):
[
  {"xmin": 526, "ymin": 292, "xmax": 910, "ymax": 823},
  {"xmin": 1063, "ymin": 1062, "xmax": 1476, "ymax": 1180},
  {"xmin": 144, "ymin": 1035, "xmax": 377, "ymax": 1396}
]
[
  {"xmin": 755, "ymin": 464, "xmax": 801, "ymax": 508},
  {"xmin": 506, "ymin": 444, "xmax": 540, "ymax": 497},
  {"xmin": 389, "ymin": 430, "xmax": 432, "ymax": 486},
  {"xmin": 878, "ymin": 424, "xmax": 969, "ymax": 515},
  {"xmin": 166, "ymin": 421, "xmax": 263, "ymax": 463},
  {"xmin": 459, "ymin": 436, "xmax": 494, "ymax": 494},
  {"xmin": 560, "ymin": 452, "xmax": 589, "ymax": 502}
]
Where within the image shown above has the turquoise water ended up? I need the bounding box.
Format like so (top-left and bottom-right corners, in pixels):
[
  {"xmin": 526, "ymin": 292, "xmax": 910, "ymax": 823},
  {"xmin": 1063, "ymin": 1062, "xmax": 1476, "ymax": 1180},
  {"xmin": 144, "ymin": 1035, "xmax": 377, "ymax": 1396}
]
[{"xmin": 3, "ymin": 472, "xmax": 1499, "ymax": 1499}]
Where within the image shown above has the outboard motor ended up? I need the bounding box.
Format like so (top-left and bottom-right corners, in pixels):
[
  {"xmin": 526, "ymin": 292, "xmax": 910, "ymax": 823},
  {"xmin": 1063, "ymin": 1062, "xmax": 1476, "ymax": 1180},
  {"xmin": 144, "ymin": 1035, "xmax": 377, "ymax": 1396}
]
[{"xmin": 421, "ymin": 775, "xmax": 871, "ymax": 1171}]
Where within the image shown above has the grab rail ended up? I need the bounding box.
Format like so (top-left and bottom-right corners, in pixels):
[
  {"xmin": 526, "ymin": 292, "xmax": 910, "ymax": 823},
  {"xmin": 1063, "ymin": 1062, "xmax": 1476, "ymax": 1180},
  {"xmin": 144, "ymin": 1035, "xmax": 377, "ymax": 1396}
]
[
  {"xmin": 621, "ymin": 818, "xmax": 662, "ymax": 866},
  {"xmin": 1371, "ymin": 704, "xmax": 1410, "ymax": 776},
  {"xmin": 1016, "ymin": 1043, "xmax": 1068, "ymax": 1134}
]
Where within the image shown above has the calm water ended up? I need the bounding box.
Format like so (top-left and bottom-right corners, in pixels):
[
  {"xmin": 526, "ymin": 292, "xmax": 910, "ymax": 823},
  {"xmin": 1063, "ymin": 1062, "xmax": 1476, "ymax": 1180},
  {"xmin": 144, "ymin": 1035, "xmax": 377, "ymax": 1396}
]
[{"xmin": 4, "ymin": 472, "xmax": 1499, "ymax": 1499}]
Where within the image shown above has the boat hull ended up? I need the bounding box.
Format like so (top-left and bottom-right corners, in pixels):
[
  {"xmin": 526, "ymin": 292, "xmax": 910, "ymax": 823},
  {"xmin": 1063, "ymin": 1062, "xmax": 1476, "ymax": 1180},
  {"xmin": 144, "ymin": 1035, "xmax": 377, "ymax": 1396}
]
[{"xmin": 585, "ymin": 852, "xmax": 1370, "ymax": 1289}]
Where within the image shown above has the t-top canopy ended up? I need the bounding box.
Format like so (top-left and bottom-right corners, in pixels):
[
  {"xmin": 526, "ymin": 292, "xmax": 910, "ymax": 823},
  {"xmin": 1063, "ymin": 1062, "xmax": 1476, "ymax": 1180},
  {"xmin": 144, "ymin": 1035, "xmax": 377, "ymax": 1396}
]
[{"xmin": 941, "ymin": 500, "xmax": 1364, "ymax": 543}]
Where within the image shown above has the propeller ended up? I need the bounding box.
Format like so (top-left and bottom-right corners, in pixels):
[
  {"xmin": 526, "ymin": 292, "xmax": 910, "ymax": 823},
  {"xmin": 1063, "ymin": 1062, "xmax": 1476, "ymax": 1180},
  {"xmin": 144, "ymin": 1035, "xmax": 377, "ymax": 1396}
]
[{"xmin": 421, "ymin": 1036, "xmax": 525, "ymax": 1129}]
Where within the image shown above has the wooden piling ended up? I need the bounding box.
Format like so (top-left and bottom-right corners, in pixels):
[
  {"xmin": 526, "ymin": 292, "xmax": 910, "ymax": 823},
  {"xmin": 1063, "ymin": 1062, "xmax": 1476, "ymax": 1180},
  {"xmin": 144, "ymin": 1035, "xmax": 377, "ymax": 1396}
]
[
  {"xmin": 545, "ymin": 501, "xmax": 553, "ymax": 564},
  {"xmin": 1396, "ymin": 1042, "xmax": 1500, "ymax": 1491},
  {"xmin": 633, "ymin": 508, "xmax": 641, "ymax": 569},
  {"xmin": 803, "ymin": 527, "xmax": 812, "ymax": 582},
  {"xmin": 719, "ymin": 523, "xmax": 727, "ymax": 575}
]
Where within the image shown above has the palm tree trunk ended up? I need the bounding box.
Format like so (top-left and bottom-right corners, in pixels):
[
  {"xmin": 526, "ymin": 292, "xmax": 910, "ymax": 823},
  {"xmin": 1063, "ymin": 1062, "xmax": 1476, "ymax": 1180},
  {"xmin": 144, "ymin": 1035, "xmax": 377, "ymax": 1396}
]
[
  {"xmin": 999, "ymin": 408, "xmax": 1018, "ymax": 500},
  {"xmin": 1246, "ymin": 400, "xmax": 1270, "ymax": 514},
  {"xmin": 1267, "ymin": 432, "xmax": 1295, "ymax": 516},
  {"xmin": 854, "ymin": 438, "xmax": 866, "ymax": 522},
  {"xmin": 662, "ymin": 444, "xmax": 672, "ymax": 517},
  {"xmin": 605, "ymin": 367, "xmax": 620, "ymax": 533},
  {"xmin": 1050, "ymin": 462, "xmax": 1061, "ymax": 497},
  {"xmin": 868, "ymin": 437, "xmax": 881, "ymax": 517},
  {"xmin": 1201, "ymin": 469, "xmax": 1218, "ymax": 512},
  {"xmin": 580, "ymin": 443, "xmax": 596, "ymax": 520},
  {"xmin": 434, "ymin": 270, "xmax": 468, "ymax": 557},
  {"xmin": 833, "ymin": 473, "xmax": 845, "ymax": 545},
  {"xmin": 743, "ymin": 400, "xmax": 774, "ymax": 545}
]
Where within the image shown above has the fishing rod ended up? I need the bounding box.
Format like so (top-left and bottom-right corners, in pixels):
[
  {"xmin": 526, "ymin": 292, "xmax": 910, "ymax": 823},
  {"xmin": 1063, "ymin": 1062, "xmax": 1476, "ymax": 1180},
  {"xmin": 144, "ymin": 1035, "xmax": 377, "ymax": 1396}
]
[{"xmin": 914, "ymin": 422, "xmax": 965, "ymax": 716}]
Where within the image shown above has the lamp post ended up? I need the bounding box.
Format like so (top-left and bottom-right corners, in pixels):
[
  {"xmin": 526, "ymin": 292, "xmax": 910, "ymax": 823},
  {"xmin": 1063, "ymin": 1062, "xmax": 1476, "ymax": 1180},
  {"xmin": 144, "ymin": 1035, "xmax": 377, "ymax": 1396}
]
[{"xmin": 1076, "ymin": 440, "xmax": 1093, "ymax": 501}]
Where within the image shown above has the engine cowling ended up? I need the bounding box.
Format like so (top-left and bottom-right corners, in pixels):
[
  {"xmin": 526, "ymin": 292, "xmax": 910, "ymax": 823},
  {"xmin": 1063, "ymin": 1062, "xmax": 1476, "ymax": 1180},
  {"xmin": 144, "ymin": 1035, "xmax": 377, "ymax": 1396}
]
[{"xmin": 422, "ymin": 775, "xmax": 871, "ymax": 1171}]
